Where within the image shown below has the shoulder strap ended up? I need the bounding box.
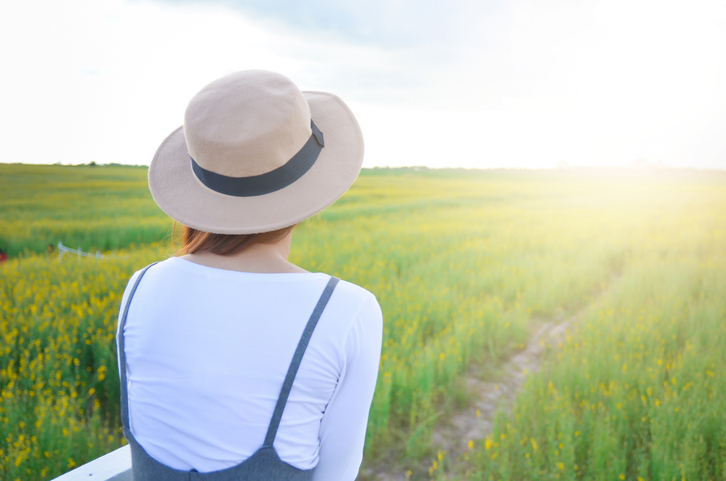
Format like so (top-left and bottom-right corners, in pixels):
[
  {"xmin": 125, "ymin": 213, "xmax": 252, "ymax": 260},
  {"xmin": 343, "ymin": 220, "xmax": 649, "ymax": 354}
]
[
  {"xmin": 119, "ymin": 263, "xmax": 158, "ymax": 431},
  {"xmin": 263, "ymin": 276, "xmax": 339, "ymax": 447}
]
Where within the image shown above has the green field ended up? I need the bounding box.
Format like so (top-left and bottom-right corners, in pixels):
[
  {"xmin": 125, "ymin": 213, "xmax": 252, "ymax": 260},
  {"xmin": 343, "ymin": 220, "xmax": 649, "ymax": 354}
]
[
  {"xmin": 0, "ymin": 164, "xmax": 170, "ymax": 256},
  {"xmin": 1, "ymin": 164, "xmax": 725, "ymax": 480}
]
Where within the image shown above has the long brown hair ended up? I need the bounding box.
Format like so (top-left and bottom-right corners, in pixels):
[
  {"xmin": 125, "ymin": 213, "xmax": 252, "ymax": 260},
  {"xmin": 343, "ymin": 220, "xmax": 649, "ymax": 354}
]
[{"xmin": 176, "ymin": 224, "xmax": 295, "ymax": 256}]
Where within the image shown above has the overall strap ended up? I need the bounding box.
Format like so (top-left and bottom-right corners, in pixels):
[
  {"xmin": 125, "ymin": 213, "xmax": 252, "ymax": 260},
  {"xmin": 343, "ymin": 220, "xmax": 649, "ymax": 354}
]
[
  {"xmin": 263, "ymin": 276, "xmax": 339, "ymax": 447},
  {"xmin": 119, "ymin": 263, "xmax": 158, "ymax": 431}
]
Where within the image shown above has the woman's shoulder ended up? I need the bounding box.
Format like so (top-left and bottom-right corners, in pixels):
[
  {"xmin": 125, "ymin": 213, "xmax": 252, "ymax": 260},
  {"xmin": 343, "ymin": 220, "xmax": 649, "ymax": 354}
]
[
  {"xmin": 123, "ymin": 258, "xmax": 380, "ymax": 314},
  {"xmin": 329, "ymin": 276, "xmax": 378, "ymax": 307},
  {"xmin": 323, "ymin": 277, "xmax": 382, "ymax": 336}
]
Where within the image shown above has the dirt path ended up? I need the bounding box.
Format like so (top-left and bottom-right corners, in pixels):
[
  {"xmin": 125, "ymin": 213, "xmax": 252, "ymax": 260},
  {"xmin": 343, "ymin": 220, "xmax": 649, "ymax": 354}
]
[
  {"xmin": 363, "ymin": 307, "xmax": 590, "ymax": 481},
  {"xmin": 429, "ymin": 313, "xmax": 579, "ymax": 478},
  {"xmin": 361, "ymin": 272, "xmax": 622, "ymax": 481}
]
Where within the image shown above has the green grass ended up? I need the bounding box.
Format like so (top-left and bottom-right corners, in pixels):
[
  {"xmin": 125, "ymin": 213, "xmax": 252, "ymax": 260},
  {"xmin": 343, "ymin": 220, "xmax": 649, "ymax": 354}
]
[
  {"xmin": 456, "ymin": 177, "xmax": 726, "ymax": 481},
  {"xmin": 1, "ymin": 165, "xmax": 725, "ymax": 480},
  {"xmin": 0, "ymin": 164, "xmax": 171, "ymax": 256}
]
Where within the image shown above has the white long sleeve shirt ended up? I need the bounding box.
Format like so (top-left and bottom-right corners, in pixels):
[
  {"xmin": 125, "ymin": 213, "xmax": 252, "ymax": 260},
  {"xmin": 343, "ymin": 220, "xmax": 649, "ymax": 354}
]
[{"xmin": 116, "ymin": 257, "xmax": 382, "ymax": 481}]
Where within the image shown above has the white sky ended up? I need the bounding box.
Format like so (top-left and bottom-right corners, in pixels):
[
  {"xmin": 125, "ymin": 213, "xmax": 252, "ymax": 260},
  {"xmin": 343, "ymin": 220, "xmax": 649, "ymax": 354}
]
[{"xmin": 1, "ymin": 0, "xmax": 725, "ymax": 169}]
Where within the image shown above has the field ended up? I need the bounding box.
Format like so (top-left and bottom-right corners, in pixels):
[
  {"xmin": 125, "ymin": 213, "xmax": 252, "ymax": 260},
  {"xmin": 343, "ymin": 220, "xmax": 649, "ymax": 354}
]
[{"xmin": 1, "ymin": 164, "xmax": 725, "ymax": 480}]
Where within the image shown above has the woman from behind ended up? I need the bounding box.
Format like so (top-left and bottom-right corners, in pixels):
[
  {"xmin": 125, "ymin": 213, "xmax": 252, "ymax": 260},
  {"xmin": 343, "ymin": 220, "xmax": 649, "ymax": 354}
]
[{"xmin": 117, "ymin": 70, "xmax": 382, "ymax": 481}]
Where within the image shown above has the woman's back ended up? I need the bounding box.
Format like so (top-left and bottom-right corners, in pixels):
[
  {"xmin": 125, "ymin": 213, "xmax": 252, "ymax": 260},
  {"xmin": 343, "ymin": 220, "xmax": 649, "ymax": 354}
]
[{"xmin": 118, "ymin": 257, "xmax": 382, "ymax": 480}]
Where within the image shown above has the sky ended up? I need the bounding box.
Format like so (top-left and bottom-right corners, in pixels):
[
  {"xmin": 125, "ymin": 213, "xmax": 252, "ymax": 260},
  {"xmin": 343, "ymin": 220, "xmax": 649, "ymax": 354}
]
[{"xmin": 1, "ymin": 0, "xmax": 725, "ymax": 169}]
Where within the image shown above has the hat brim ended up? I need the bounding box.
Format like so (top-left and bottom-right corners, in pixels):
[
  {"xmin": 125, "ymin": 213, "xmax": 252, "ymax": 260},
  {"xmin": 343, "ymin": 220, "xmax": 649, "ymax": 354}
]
[{"xmin": 148, "ymin": 91, "xmax": 364, "ymax": 234}]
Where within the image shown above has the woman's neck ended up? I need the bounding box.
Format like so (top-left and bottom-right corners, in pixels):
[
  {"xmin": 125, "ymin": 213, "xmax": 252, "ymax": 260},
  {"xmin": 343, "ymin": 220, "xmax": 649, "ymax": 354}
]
[{"xmin": 181, "ymin": 232, "xmax": 307, "ymax": 274}]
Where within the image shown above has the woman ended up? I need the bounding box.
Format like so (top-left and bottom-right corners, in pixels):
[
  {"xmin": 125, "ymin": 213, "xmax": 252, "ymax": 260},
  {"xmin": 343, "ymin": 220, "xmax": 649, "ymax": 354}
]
[{"xmin": 117, "ymin": 70, "xmax": 383, "ymax": 481}]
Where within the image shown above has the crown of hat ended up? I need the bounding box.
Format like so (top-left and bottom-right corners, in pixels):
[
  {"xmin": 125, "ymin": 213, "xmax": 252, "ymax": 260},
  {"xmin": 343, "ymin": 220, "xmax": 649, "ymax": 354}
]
[{"xmin": 183, "ymin": 70, "xmax": 313, "ymax": 178}]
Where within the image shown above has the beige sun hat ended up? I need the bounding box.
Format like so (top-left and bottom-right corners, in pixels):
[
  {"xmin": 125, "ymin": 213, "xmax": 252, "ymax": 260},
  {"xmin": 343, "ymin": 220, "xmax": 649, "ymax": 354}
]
[{"xmin": 148, "ymin": 70, "xmax": 364, "ymax": 234}]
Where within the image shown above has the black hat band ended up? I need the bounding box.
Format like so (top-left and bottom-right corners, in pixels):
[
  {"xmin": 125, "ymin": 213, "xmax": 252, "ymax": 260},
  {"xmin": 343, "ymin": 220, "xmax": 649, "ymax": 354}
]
[{"xmin": 191, "ymin": 120, "xmax": 325, "ymax": 197}]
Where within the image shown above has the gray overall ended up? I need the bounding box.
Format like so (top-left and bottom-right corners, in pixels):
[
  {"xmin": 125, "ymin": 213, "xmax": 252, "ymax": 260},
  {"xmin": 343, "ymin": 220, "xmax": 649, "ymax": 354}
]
[{"xmin": 118, "ymin": 263, "xmax": 339, "ymax": 480}]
